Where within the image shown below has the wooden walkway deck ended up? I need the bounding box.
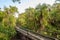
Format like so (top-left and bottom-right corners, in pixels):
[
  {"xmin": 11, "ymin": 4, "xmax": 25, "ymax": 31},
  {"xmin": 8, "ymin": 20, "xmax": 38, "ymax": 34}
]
[{"xmin": 12, "ymin": 27, "xmax": 58, "ymax": 40}]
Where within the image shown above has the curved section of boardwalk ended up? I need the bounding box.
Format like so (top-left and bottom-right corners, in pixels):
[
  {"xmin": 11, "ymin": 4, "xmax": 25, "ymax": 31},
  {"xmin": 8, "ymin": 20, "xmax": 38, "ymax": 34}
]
[{"xmin": 13, "ymin": 27, "xmax": 58, "ymax": 40}]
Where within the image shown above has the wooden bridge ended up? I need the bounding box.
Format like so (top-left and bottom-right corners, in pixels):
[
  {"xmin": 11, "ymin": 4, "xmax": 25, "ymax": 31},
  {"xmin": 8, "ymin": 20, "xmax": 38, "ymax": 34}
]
[{"xmin": 12, "ymin": 27, "xmax": 58, "ymax": 40}]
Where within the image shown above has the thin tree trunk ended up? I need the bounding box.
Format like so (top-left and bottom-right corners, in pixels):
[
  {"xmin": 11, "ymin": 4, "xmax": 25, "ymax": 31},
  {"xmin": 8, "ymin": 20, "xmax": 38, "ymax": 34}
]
[{"xmin": 37, "ymin": 11, "xmax": 45, "ymax": 32}]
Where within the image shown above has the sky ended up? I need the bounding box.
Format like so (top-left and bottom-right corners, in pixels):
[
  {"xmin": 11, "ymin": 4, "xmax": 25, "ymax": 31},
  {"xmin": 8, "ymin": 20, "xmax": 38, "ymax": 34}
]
[
  {"xmin": 0, "ymin": 0, "xmax": 56, "ymax": 13},
  {"xmin": 0, "ymin": 0, "xmax": 55, "ymax": 17},
  {"xmin": 17, "ymin": 0, "xmax": 55, "ymax": 13}
]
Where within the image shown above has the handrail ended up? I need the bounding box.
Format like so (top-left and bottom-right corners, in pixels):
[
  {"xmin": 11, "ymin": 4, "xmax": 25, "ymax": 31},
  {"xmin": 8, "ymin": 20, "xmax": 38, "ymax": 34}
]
[{"xmin": 15, "ymin": 26, "xmax": 58, "ymax": 40}]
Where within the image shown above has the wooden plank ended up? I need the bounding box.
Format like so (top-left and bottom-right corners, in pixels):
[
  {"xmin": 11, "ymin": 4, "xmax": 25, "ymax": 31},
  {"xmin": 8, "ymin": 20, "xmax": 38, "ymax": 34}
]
[{"xmin": 15, "ymin": 27, "xmax": 58, "ymax": 40}]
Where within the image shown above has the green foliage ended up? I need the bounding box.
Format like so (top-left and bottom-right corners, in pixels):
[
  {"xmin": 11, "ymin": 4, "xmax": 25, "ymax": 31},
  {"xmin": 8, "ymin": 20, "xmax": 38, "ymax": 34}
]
[
  {"xmin": 0, "ymin": 24, "xmax": 16, "ymax": 40},
  {"xmin": 17, "ymin": 3, "xmax": 60, "ymax": 39},
  {"xmin": 12, "ymin": 0, "xmax": 20, "ymax": 3},
  {"xmin": 0, "ymin": 6, "xmax": 18, "ymax": 40}
]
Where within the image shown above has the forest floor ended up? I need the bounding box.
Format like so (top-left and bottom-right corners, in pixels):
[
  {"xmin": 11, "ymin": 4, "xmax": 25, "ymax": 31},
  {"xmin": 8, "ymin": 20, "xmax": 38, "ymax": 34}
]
[{"xmin": 11, "ymin": 33, "xmax": 32, "ymax": 40}]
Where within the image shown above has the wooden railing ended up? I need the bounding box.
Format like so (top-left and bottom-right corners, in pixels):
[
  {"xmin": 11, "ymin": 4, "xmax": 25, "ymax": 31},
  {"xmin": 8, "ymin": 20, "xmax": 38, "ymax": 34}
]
[{"xmin": 15, "ymin": 27, "xmax": 58, "ymax": 40}]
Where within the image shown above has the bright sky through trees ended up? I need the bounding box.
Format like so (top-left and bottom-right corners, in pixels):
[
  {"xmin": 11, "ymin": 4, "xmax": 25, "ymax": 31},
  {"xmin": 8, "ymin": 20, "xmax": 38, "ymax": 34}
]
[{"xmin": 0, "ymin": 0, "xmax": 55, "ymax": 13}]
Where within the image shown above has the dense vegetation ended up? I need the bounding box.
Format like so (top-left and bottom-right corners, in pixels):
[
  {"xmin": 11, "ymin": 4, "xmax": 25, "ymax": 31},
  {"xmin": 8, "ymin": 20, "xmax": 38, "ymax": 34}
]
[
  {"xmin": 0, "ymin": 0, "xmax": 20, "ymax": 40},
  {"xmin": 0, "ymin": 0, "xmax": 60, "ymax": 40},
  {"xmin": 17, "ymin": 2, "xmax": 60, "ymax": 39},
  {"xmin": 0, "ymin": 6, "xmax": 18, "ymax": 40}
]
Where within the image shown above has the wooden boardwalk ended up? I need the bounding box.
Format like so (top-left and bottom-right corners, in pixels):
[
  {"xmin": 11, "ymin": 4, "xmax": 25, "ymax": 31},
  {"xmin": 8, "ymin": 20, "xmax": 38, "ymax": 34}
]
[{"xmin": 11, "ymin": 27, "xmax": 58, "ymax": 40}]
